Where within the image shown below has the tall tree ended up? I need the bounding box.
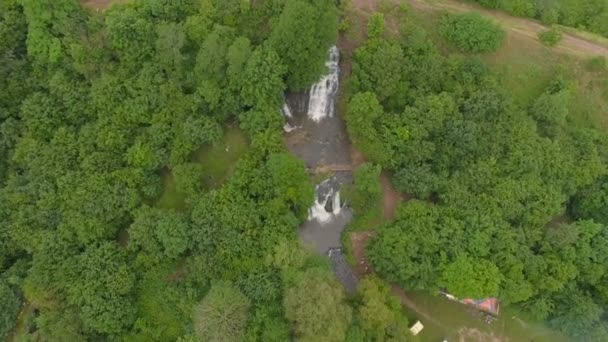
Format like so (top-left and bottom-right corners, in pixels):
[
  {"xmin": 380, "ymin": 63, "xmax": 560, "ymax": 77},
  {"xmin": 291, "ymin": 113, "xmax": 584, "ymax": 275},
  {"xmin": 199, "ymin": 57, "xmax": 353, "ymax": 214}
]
[
  {"xmin": 193, "ymin": 282, "xmax": 251, "ymax": 342},
  {"xmin": 269, "ymin": 0, "xmax": 337, "ymax": 90}
]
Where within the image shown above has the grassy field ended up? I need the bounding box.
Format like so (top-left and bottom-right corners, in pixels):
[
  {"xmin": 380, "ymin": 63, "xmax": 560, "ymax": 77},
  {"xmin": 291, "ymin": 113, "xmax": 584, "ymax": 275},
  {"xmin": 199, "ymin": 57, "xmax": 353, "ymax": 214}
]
[
  {"xmin": 402, "ymin": 290, "xmax": 569, "ymax": 342},
  {"xmin": 157, "ymin": 126, "xmax": 249, "ymax": 210},
  {"xmin": 405, "ymin": 6, "xmax": 608, "ymax": 129}
]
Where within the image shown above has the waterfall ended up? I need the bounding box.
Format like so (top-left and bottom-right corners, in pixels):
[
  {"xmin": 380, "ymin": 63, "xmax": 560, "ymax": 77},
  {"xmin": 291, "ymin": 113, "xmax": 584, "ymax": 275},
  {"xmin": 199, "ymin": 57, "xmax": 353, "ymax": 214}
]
[
  {"xmin": 307, "ymin": 178, "xmax": 343, "ymax": 223},
  {"xmin": 282, "ymin": 102, "xmax": 293, "ymax": 118},
  {"xmin": 332, "ymin": 191, "xmax": 341, "ymax": 215},
  {"xmin": 307, "ymin": 46, "xmax": 339, "ymax": 122}
]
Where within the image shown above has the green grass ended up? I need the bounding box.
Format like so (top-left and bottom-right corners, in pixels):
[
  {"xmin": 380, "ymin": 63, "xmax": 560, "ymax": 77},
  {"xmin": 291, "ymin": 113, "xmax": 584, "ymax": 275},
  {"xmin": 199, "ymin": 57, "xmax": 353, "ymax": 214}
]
[
  {"xmin": 194, "ymin": 125, "xmax": 249, "ymax": 189},
  {"xmin": 157, "ymin": 126, "xmax": 249, "ymax": 210},
  {"xmin": 406, "ymin": 7, "xmax": 608, "ymax": 129},
  {"xmin": 401, "ymin": 290, "xmax": 569, "ymax": 342}
]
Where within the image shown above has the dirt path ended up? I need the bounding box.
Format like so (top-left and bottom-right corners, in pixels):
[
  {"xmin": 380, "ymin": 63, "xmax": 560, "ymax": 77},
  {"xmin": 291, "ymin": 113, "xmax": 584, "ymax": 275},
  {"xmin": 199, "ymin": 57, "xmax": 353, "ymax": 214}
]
[
  {"xmin": 351, "ymin": 0, "xmax": 608, "ymax": 58},
  {"xmin": 80, "ymin": 0, "xmax": 128, "ymax": 10},
  {"xmin": 380, "ymin": 171, "xmax": 405, "ymax": 220}
]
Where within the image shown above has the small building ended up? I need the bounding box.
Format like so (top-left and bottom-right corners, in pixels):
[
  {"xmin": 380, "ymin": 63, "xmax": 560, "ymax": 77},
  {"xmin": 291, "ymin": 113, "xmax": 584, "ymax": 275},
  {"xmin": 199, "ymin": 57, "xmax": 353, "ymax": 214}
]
[{"xmin": 409, "ymin": 321, "xmax": 424, "ymax": 335}]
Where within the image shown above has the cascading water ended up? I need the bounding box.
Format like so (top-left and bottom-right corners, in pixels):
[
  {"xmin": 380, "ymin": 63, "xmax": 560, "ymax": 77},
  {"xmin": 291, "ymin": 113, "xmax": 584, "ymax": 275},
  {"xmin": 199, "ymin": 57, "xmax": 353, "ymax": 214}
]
[
  {"xmin": 307, "ymin": 178, "xmax": 343, "ymax": 223},
  {"xmin": 286, "ymin": 45, "xmax": 358, "ymax": 293},
  {"xmin": 307, "ymin": 46, "xmax": 339, "ymax": 122}
]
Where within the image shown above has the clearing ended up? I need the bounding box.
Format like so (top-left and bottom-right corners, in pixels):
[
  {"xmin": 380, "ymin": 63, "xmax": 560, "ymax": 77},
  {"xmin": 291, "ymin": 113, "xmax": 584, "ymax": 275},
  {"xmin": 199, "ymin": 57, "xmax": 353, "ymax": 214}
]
[
  {"xmin": 350, "ymin": 231, "xmax": 569, "ymax": 342},
  {"xmin": 157, "ymin": 126, "xmax": 248, "ymax": 210}
]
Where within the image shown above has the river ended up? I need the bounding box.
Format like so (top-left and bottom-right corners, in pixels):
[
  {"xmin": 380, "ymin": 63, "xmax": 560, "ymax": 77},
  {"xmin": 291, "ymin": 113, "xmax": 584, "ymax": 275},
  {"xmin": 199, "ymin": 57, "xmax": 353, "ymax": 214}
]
[{"xmin": 283, "ymin": 46, "xmax": 359, "ymax": 293}]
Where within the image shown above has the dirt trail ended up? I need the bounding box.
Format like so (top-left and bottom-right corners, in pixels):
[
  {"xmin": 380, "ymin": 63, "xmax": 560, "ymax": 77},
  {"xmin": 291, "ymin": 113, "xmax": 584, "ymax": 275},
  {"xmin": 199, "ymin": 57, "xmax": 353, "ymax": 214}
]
[
  {"xmin": 353, "ymin": 0, "xmax": 608, "ymax": 58},
  {"xmin": 410, "ymin": 0, "xmax": 608, "ymax": 58},
  {"xmin": 81, "ymin": 0, "xmax": 128, "ymax": 10}
]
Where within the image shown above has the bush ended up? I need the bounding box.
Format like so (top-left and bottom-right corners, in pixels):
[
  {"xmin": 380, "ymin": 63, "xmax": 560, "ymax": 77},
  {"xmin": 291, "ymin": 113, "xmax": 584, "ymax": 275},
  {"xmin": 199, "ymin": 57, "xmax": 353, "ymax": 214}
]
[
  {"xmin": 538, "ymin": 28, "xmax": 562, "ymax": 46},
  {"xmin": 585, "ymin": 56, "xmax": 607, "ymax": 73},
  {"xmin": 0, "ymin": 281, "xmax": 21, "ymax": 340},
  {"xmin": 439, "ymin": 12, "xmax": 505, "ymax": 53}
]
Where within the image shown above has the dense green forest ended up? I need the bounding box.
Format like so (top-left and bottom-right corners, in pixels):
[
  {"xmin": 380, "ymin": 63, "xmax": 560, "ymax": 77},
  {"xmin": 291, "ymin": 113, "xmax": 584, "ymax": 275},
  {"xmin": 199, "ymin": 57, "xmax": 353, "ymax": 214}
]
[
  {"xmin": 3, "ymin": 0, "xmax": 608, "ymax": 341},
  {"xmin": 469, "ymin": 0, "xmax": 608, "ymax": 37},
  {"xmin": 346, "ymin": 12, "xmax": 608, "ymax": 341},
  {"xmin": 0, "ymin": 0, "xmax": 405, "ymax": 340}
]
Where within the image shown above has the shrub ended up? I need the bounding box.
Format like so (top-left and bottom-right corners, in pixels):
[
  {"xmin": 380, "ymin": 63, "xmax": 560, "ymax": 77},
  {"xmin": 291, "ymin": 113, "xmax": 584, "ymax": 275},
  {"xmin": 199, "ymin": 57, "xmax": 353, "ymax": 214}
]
[
  {"xmin": 538, "ymin": 28, "xmax": 562, "ymax": 46},
  {"xmin": 585, "ymin": 56, "xmax": 607, "ymax": 73},
  {"xmin": 439, "ymin": 12, "xmax": 506, "ymax": 53}
]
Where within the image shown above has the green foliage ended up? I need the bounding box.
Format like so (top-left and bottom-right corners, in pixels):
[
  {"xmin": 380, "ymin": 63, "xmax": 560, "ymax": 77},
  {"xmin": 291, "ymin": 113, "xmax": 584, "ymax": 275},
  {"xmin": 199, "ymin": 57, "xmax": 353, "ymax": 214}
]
[
  {"xmin": 439, "ymin": 12, "xmax": 505, "ymax": 53},
  {"xmin": 172, "ymin": 162, "xmax": 203, "ymax": 201},
  {"xmin": 351, "ymin": 39, "xmax": 406, "ymax": 103},
  {"xmin": 129, "ymin": 206, "xmax": 192, "ymax": 262},
  {"xmin": 284, "ymin": 268, "xmax": 352, "ymax": 342},
  {"xmin": 538, "ymin": 28, "xmax": 562, "ymax": 47},
  {"xmin": 193, "ymin": 282, "xmax": 250, "ymax": 342},
  {"xmin": 269, "ymin": 0, "xmax": 338, "ymax": 90},
  {"xmin": 345, "ymin": 92, "xmax": 390, "ymax": 164},
  {"xmin": 66, "ymin": 243, "xmax": 136, "ymax": 334},
  {"xmin": 240, "ymin": 45, "xmax": 286, "ymax": 109},
  {"xmin": 367, "ymin": 13, "xmax": 385, "ymax": 40},
  {"xmin": 348, "ymin": 163, "xmax": 382, "ymax": 212},
  {"xmin": 585, "ymin": 56, "xmax": 607, "ymax": 73},
  {"xmin": 355, "ymin": 277, "xmax": 409, "ymax": 341},
  {"xmin": 470, "ymin": 0, "xmax": 608, "ymax": 38},
  {"xmin": 440, "ymin": 256, "xmax": 502, "ymax": 298},
  {"xmin": 571, "ymin": 177, "xmax": 608, "ymax": 225},
  {"xmin": 354, "ymin": 23, "xmax": 608, "ymax": 340},
  {"xmin": 0, "ymin": 1, "xmax": 339, "ymax": 341},
  {"xmin": 0, "ymin": 280, "xmax": 20, "ymax": 339}
]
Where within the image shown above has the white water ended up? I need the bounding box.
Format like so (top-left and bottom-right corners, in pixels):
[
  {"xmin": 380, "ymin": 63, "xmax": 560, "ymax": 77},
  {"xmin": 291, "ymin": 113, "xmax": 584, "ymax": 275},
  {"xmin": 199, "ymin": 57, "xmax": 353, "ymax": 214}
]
[
  {"xmin": 332, "ymin": 191, "xmax": 341, "ymax": 215},
  {"xmin": 282, "ymin": 102, "xmax": 293, "ymax": 118},
  {"xmin": 307, "ymin": 46, "xmax": 339, "ymax": 122},
  {"xmin": 307, "ymin": 179, "xmax": 343, "ymax": 223},
  {"xmin": 283, "ymin": 123, "xmax": 297, "ymax": 133}
]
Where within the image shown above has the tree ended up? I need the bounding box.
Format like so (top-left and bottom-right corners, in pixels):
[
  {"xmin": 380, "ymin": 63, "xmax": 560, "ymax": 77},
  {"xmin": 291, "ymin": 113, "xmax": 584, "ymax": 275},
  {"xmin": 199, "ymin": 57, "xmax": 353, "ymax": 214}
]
[
  {"xmin": 284, "ymin": 268, "xmax": 352, "ymax": 342},
  {"xmin": 173, "ymin": 162, "xmax": 203, "ymax": 200},
  {"xmin": 265, "ymin": 152, "xmax": 314, "ymax": 220},
  {"xmin": 0, "ymin": 280, "xmax": 20, "ymax": 340},
  {"xmin": 440, "ymin": 255, "xmax": 502, "ymax": 298},
  {"xmin": 193, "ymin": 282, "xmax": 250, "ymax": 342},
  {"xmin": 349, "ymin": 163, "xmax": 382, "ymax": 213},
  {"xmin": 66, "ymin": 243, "xmax": 136, "ymax": 335},
  {"xmin": 240, "ymin": 45, "xmax": 286, "ymax": 108},
  {"xmin": 269, "ymin": 0, "xmax": 337, "ymax": 90},
  {"xmin": 367, "ymin": 13, "xmax": 385, "ymax": 40},
  {"xmin": 571, "ymin": 177, "xmax": 608, "ymax": 225},
  {"xmin": 538, "ymin": 28, "xmax": 562, "ymax": 47},
  {"xmin": 356, "ymin": 277, "xmax": 409, "ymax": 341},
  {"xmin": 352, "ymin": 39, "xmax": 405, "ymax": 102},
  {"xmin": 129, "ymin": 206, "xmax": 192, "ymax": 261},
  {"xmin": 345, "ymin": 92, "xmax": 389, "ymax": 164},
  {"xmin": 439, "ymin": 12, "xmax": 505, "ymax": 53}
]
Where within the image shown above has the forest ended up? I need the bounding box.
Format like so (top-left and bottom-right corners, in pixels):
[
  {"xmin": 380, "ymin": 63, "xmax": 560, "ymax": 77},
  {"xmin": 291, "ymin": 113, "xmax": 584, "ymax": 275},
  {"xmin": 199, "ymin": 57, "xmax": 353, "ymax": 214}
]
[
  {"xmin": 2, "ymin": 0, "xmax": 608, "ymax": 341},
  {"xmin": 346, "ymin": 10, "xmax": 608, "ymax": 341}
]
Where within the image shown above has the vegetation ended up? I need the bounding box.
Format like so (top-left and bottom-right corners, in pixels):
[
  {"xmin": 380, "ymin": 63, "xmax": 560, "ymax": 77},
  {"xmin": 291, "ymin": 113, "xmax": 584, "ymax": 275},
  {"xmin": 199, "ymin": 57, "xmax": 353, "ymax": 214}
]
[
  {"xmin": 347, "ymin": 13, "xmax": 608, "ymax": 340},
  {"xmin": 439, "ymin": 12, "xmax": 505, "ymax": 53},
  {"xmin": 349, "ymin": 277, "xmax": 409, "ymax": 341},
  {"xmin": 193, "ymin": 282, "xmax": 250, "ymax": 342},
  {"xmin": 284, "ymin": 268, "xmax": 352, "ymax": 342},
  {"xmin": 0, "ymin": 0, "xmax": 355, "ymax": 340},
  {"xmin": 469, "ymin": 0, "xmax": 608, "ymax": 38},
  {"xmin": 538, "ymin": 28, "xmax": 562, "ymax": 46}
]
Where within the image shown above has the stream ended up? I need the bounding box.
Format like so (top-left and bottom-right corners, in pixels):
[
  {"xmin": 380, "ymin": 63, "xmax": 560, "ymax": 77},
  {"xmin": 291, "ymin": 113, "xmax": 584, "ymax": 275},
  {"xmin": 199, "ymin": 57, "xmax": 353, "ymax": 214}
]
[{"xmin": 283, "ymin": 46, "xmax": 359, "ymax": 294}]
